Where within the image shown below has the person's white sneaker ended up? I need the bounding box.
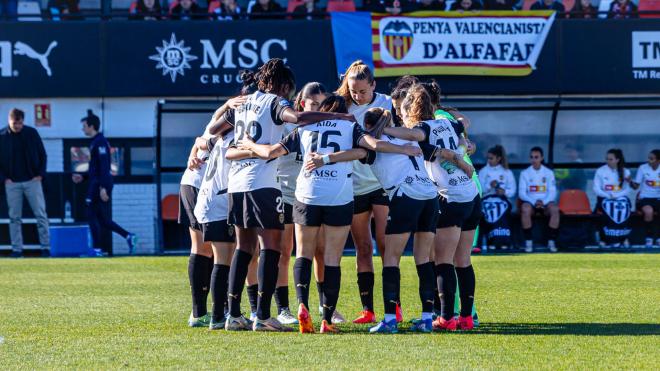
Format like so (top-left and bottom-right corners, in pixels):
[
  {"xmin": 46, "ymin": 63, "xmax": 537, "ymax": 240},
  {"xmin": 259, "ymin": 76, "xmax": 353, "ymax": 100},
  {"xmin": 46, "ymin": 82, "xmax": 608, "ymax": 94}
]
[
  {"xmin": 524, "ymin": 240, "xmax": 533, "ymax": 253},
  {"xmin": 277, "ymin": 307, "xmax": 299, "ymax": 325},
  {"xmin": 548, "ymin": 240, "xmax": 558, "ymax": 253}
]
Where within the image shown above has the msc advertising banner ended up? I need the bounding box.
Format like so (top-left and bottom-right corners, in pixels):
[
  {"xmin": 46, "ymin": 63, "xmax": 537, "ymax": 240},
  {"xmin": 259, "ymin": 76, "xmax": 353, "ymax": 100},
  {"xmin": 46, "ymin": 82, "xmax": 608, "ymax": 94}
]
[
  {"xmin": 102, "ymin": 21, "xmax": 337, "ymax": 96},
  {"xmin": 371, "ymin": 11, "xmax": 556, "ymax": 77}
]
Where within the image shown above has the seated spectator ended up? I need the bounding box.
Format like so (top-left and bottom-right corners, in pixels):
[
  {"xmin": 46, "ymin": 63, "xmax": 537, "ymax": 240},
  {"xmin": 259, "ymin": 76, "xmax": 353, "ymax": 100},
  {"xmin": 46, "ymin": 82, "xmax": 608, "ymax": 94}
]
[
  {"xmin": 415, "ymin": 0, "xmax": 447, "ymax": 11},
  {"xmin": 48, "ymin": 0, "xmax": 82, "ymax": 20},
  {"xmin": 530, "ymin": 0, "xmax": 565, "ymax": 11},
  {"xmin": 361, "ymin": 0, "xmax": 383, "ymax": 11},
  {"xmin": 483, "ymin": 0, "xmax": 516, "ymax": 10},
  {"xmin": 593, "ymin": 149, "xmax": 633, "ymax": 248},
  {"xmin": 210, "ymin": 0, "xmax": 242, "ymax": 20},
  {"xmin": 1, "ymin": 0, "xmax": 18, "ymax": 20},
  {"xmin": 450, "ymin": 0, "xmax": 483, "ymax": 11},
  {"xmin": 569, "ymin": 0, "xmax": 597, "ymax": 18},
  {"xmin": 519, "ymin": 147, "xmax": 559, "ymax": 253},
  {"xmin": 131, "ymin": 0, "xmax": 163, "ymax": 20},
  {"xmin": 171, "ymin": 0, "xmax": 206, "ymax": 19},
  {"xmin": 293, "ymin": 0, "xmax": 325, "ymax": 19},
  {"xmin": 365, "ymin": 0, "xmax": 418, "ymax": 14},
  {"xmin": 608, "ymin": 0, "xmax": 637, "ymax": 18},
  {"xmin": 631, "ymin": 149, "xmax": 659, "ymax": 248},
  {"xmin": 479, "ymin": 145, "xmax": 516, "ymax": 251},
  {"xmin": 248, "ymin": 0, "xmax": 285, "ymax": 19}
]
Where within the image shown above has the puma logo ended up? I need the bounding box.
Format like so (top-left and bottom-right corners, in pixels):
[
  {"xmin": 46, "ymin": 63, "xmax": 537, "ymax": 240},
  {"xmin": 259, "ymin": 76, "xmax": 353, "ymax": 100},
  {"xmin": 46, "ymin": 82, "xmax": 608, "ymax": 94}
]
[
  {"xmin": 296, "ymin": 284, "xmax": 308, "ymax": 289},
  {"xmin": 14, "ymin": 41, "xmax": 58, "ymax": 77},
  {"xmin": 360, "ymin": 291, "xmax": 369, "ymax": 296},
  {"xmin": 258, "ymin": 291, "xmax": 264, "ymax": 297},
  {"xmin": 228, "ymin": 293, "xmax": 239, "ymax": 299}
]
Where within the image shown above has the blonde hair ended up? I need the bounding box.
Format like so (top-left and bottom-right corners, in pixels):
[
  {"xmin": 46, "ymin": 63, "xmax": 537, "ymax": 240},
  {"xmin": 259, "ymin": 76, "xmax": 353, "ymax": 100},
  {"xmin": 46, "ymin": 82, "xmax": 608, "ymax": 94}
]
[{"xmin": 336, "ymin": 60, "xmax": 375, "ymax": 108}]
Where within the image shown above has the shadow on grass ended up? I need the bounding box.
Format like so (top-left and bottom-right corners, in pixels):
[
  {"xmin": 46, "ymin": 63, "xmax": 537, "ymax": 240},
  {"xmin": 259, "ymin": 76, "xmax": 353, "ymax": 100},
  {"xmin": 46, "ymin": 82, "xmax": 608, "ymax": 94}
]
[
  {"xmin": 469, "ymin": 322, "xmax": 660, "ymax": 336},
  {"xmin": 334, "ymin": 322, "xmax": 660, "ymax": 336}
]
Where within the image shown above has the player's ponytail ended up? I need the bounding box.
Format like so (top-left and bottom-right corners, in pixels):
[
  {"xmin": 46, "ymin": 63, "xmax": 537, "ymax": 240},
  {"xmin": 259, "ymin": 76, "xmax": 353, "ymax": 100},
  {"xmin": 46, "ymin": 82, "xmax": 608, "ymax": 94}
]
[
  {"xmin": 239, "ymin": 69, "xmax": 257, "ymax": 95},
  {"xmin": 363, "ymin": 107, "xmax": 392, "ymax": 139},
  {"xmin": 257, "ymin": 58, "xmax": 296, "ymax": 98},
  {"xmin": 318, "ymin": 94, "xmax": 348, "ymax": 114},
  {"xmin": 488, "ymin": 145, "xmax": 509, "ymax": 170},
  {"xmin": 401, "ymin": 84, "xmax": 434, "ymax": 126},
  {"xmin": 607, "ymin": 148, "xmax": 626, "ymax": 187},
  {"xmin": 293, "ymin": 82, "xmax": 327, "ymax": 112},
  {"xmin": 336, "ymin": 60, "xmax": 375, "ymax": 107}
]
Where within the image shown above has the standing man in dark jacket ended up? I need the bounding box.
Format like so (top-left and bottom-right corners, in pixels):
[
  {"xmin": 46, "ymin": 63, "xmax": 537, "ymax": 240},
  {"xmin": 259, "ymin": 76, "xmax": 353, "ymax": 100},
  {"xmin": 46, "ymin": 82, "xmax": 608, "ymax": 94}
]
[
  {"xmin": 72, "ymin": 110, "xmax": 137, "ymax": 256},
  {"xmin": 0, "ymin": 108, "xmax": 50, "ymax": 257}
]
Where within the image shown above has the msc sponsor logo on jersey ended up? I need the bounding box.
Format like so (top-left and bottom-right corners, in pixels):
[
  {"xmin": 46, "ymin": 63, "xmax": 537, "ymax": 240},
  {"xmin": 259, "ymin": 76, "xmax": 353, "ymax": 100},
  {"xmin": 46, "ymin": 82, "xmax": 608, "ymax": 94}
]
[
  {"xmin": 482, "ymin": 196, "xmax": 509, "ymax": 224},
  {"xmin": 150, "ymin": 33, "xmax": 288, "ymax": 84},
  {"xmin": 304, "ymin": 169, "xmax": 339, "ymax": 178},
  {"xmin": 601, "ymin": 197, "xmax": 631, "ymax": 225},
  {"xmin": 382, "ymin": 21, "xmax": 414, "ymax": 61},
  {"xmin": 0, "ymin": 40, "xmax": 58, "ymax": 78}
]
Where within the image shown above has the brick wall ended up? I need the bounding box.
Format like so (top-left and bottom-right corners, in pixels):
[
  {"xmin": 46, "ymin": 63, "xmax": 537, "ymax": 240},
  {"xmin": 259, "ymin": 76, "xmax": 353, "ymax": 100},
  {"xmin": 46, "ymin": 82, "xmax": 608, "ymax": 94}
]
[{"xmin": 111, "ymin": 184, "xmax": 158, "ymax": 255}]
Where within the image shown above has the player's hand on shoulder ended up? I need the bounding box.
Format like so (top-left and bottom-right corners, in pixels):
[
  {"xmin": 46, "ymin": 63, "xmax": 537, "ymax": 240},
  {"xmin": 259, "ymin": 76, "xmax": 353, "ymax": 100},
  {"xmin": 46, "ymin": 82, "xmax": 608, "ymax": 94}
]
[{"xmin": 227, "ymin": 95, "xmax": 248, "ymax": 109}]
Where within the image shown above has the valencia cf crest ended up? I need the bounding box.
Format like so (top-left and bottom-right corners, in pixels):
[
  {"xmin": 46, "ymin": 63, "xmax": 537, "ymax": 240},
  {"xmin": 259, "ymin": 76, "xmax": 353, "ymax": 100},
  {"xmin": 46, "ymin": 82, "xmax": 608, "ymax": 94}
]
[
  {"xmin": 279, "ymin": 213, "xmax": 285, "ymax": 224},
  {"xmin": 382, "ymin": 21, "xmax": 414, "ymax": 61},
  {"xmin": 482, "ymin": 196, "xmax": 510, "ymax": 224},
  {"xmin": 601, "ymin": 197, "xmax": 631, "ymax": 225}
]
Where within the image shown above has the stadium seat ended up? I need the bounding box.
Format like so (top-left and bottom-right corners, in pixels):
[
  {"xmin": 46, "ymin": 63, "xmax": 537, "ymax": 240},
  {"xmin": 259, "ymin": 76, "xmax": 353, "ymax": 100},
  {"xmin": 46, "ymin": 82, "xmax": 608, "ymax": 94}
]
[
  {"xmin": 287, "ymin": 0, "xmax": 305, "ymax": 12},
  {"xmin": 208, "ymin": 0, "xmax": 220, "ymax": 12},
  {"xmin": 161, "ymin": 194, "xmax": 180, "ymax": 221},
  {"xmin": 326, "ymin": 0, "xmax": 355, "ymax": 12},
  {"xmin": 638, "ymin": 0, "xmax": 660, "ymax": 18},
  {"xmin": 17, "ymin": 0, "xmax": 42, "ymax": 21},
  {"xmin": 559, "ymin": 190, "xmax": 592, "ymax": 215},
  {"xmin": 129, "ymin": 0, "xmax": 138, "ymax": 13}
]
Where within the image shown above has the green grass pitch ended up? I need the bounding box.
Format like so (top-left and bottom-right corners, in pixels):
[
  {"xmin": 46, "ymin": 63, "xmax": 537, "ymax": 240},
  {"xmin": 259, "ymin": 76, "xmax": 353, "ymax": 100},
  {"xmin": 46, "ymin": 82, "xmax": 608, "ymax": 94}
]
[{"xmin": 1, "ymin": 253, "xmax": 659, "ymax": 369}]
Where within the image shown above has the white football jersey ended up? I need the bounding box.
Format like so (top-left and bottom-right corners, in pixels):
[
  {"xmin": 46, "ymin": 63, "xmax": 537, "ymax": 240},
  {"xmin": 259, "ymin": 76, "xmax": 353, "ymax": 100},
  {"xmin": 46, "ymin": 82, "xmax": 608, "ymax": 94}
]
[
  {"xmin": 180, "ymin": 121, "xmax": 214, "ymax": 188},
  {"xmin": 593, "ymin": 165, "xmax": 631, "ymax": 199},
  {"xmin": 277, "ymin": 123, "xmax": 302, "ymax": 205},
  {"xmin": 364, "ymin": 135, "xmax": 437, "ymax": 201},
  {"xmin": 518, "ymin": 165, "xmax": 557, "ymax": 205},
  {"xmin": 280, "ymin": 120, "xmax": 366, "ymax": 206},
  {"xmin": 418, "ymin": 119, "xmax": 478, "ymax": 203},
  {"xmin": 348, "ymin": 93, "xmax": 393, "ymax": 196},
  {"xmin": 225, "ymin": 91, "xmax": 291, "ymax": 193},
  {"xmin": 634, "ymin": 163, "xmax": 660, "ymax": 199},
  {"xmin": 478, "ymin": 164, "xmax": 516, "ymax": 198},
  {"xmin": 194, "ymin": 132, "xmax": 234, "ymax": 223}
]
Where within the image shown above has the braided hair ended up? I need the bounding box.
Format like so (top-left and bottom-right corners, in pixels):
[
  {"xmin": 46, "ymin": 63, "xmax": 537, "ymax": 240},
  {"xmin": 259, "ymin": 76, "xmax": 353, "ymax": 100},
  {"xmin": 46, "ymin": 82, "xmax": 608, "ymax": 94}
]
[{"xmin": 256, "ymin": 58, "xmax": 295, "ymax": 97}]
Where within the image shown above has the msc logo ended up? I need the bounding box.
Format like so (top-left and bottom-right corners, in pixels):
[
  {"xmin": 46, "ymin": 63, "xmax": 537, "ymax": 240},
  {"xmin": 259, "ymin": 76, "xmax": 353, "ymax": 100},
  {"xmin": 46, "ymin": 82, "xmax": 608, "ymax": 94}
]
[
  {"xmin": 382, "ymin": 21, "xmax": 413, "ymax": 61},
  {"xmin": 150, "ymin": 33, "xmax": 288, "ymax": 84},
  {"xmin": 150, "ymin": 33, "xmax": 198, "ymax": 83},
  {"xmin": 0, "ymin": 40, "xmax": 58, "ymax": 77}
]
